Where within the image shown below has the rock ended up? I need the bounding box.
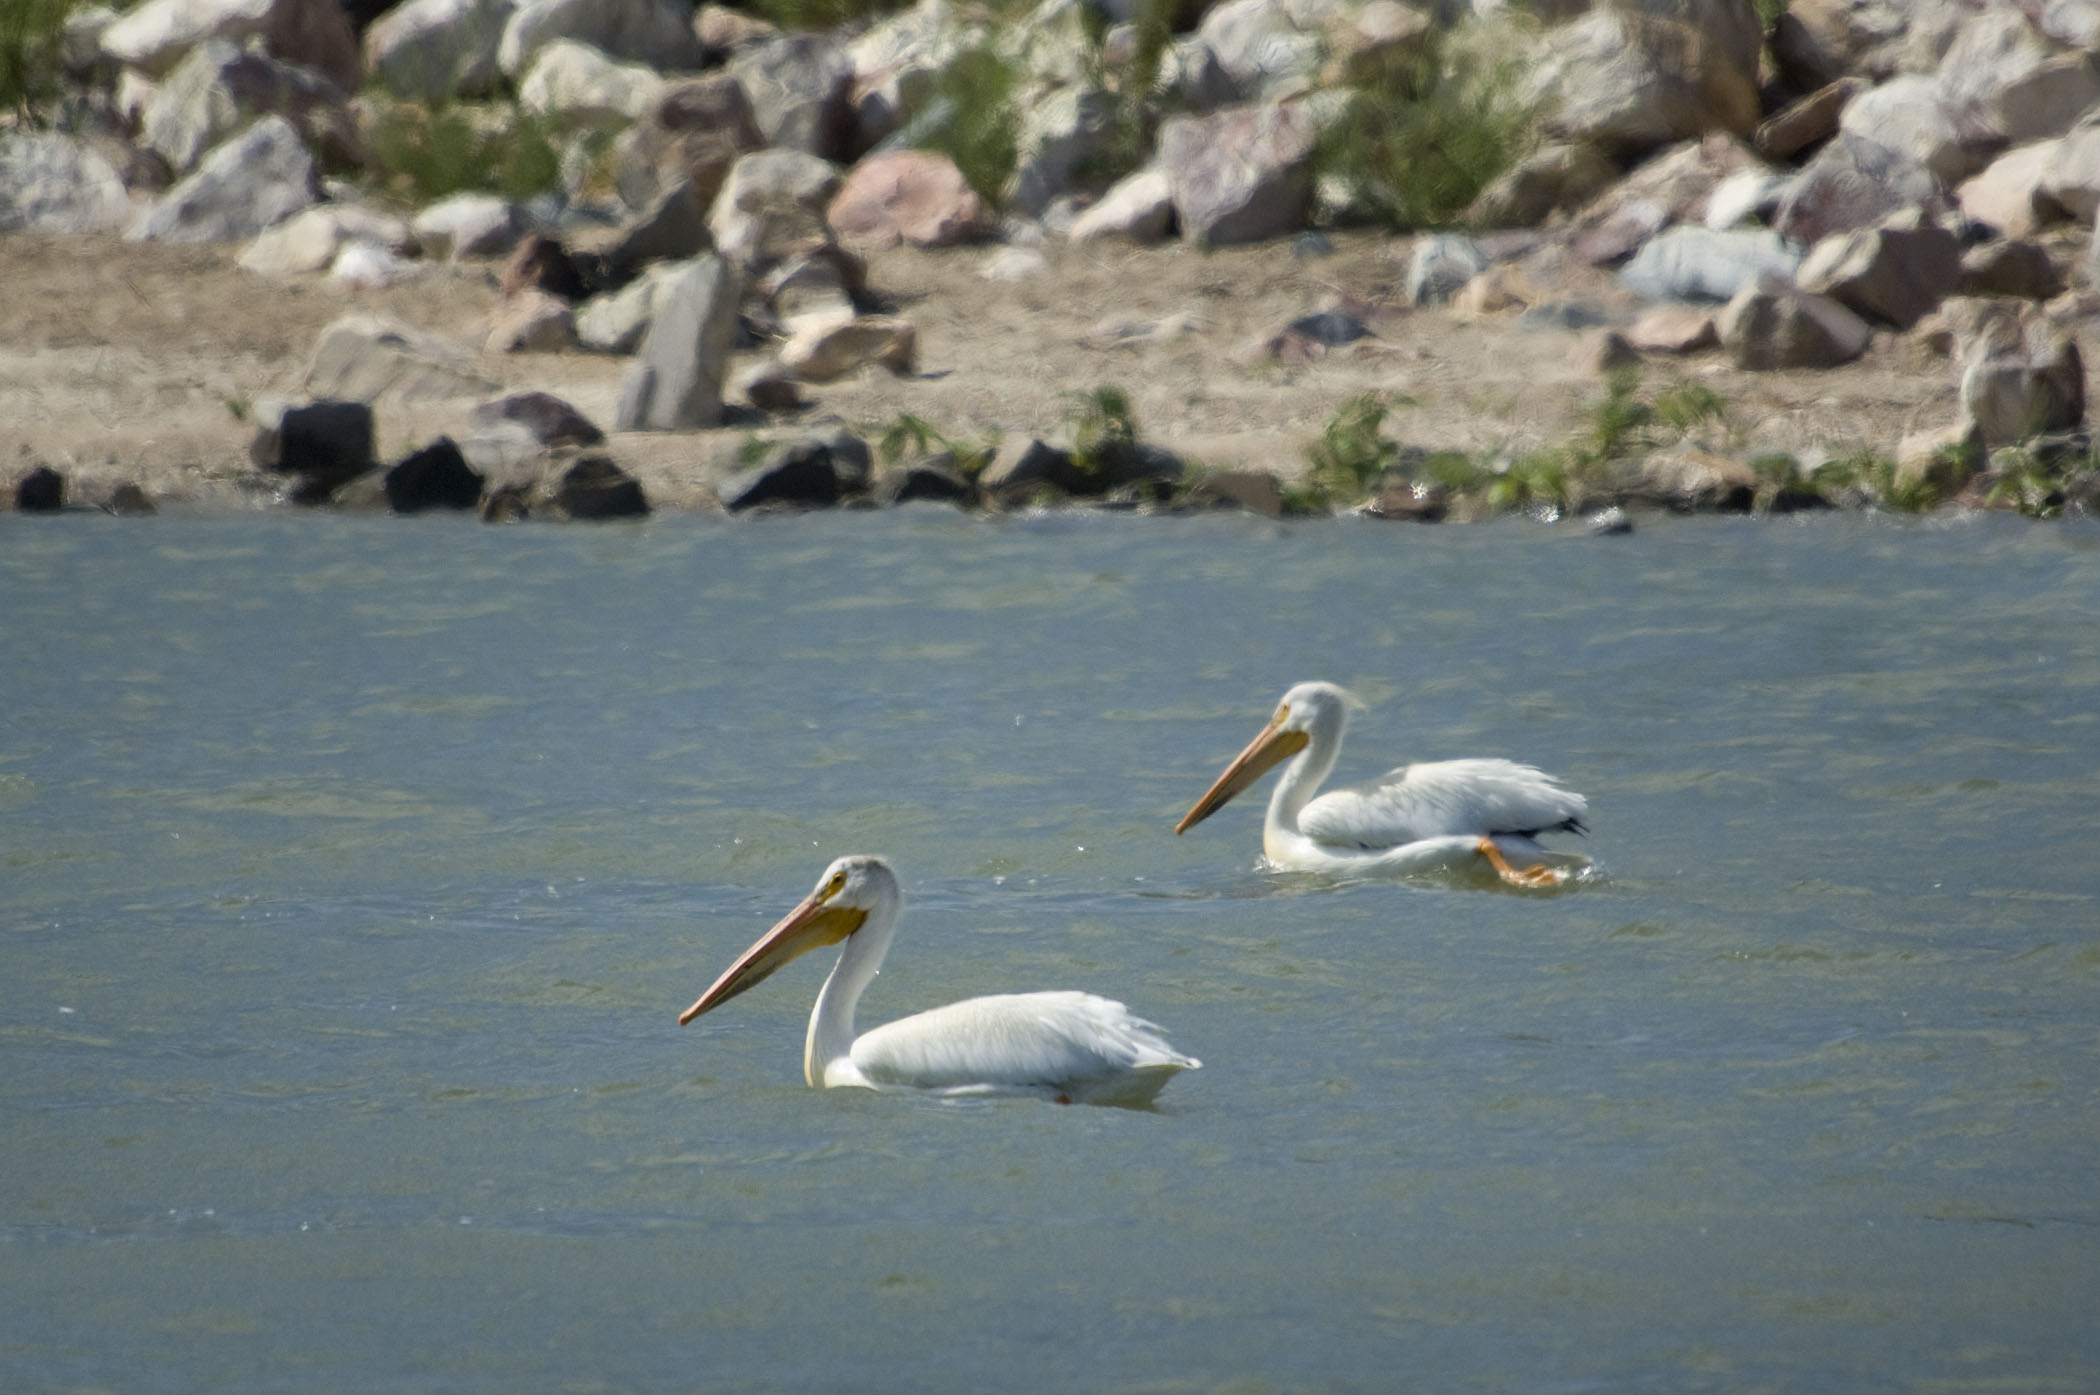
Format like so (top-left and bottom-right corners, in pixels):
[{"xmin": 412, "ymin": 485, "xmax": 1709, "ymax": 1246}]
[
  {"xmin": 304, "ymin": 313, "xmax": 499, "ymax": 401},
  {"xmin": 614, "ymin": 254, "xmax": 741, "ymax": 430},
  {"xmin": 695, "ymin": 2, "xmax": 776, "ymax": 63},
  {"xmin": 594, "ymin": 179, "xmax": 711, "ymax": 283},
  {"xmin": 1008, "ymin": 85, "xmax": 1117, "ymax": 219},
  {"xmin": 0, "ymin": 132, "xmax": 134, "ymax": 234},
  {"xmin": 412, "ymin": 192, "xmax": 526, "ymax": 260},
  {"xmin": 978, "ymin": 437, "xmax": 1083, "ymax": 502},
  {"xmin": 16, "ymin": 466, "xmax": 67, "ymax": 513},
  {"xmin": 2038, "ymin": 124, "xmax": 2100, "ymax": 224},
  {"xmin": 498, "ymin": 233, "xmax": 588, "ymax": 300},
  {"xmin": 1160, "ymin": 101, "xmax": 1317, "ymax": 246},
  {"xmin": 141, "ymin": 40, "xmax": 360, "ymax": 177},
  {"xmin": 518, "ymin": 37, "xmax": 664, "ymax": 130},
  {"xmin": 485, "ymin": 290, "xmax": 577, "ymax": 353},
  {"xmin": 1773, "ymin": 131, "xmax": 1941, "ymax": 247},
  {"xmin": 1188, "ymin": 469, "xmax": 1283, "ymax": 517},
  {"xmin": 576, "ymin": 258, "xmax": 682, "ymax": 353},
  {"xmin": 1320, "ymin": 0, "xmax": 1432, "ymax": 89},
  {"xmin": 239, "ymin": 204, "xmax": 416, "ymax": 276},
  {"xmin": 779, "ymin": 315, "xmax": 916, "ymax": 381},
  {"xmin": 472, "ymin": 391, "xmax": 604, "ymax": 447},
  {"xmin": 1406, "ymin": 233, "xmax": 1486, "ymax": 307},
  {"xmin": 718, "ymin": 437, "xmax": 861, "ymax": 510},
  {"xmin": 1957, "ymin": 141, "xmax": 2067, "ymax": 240},
  {"xmin": 362, "ymin": 0, "xmax": 514, "ymax": 102},
  {"xmin": 545, "ymin": 453, "xmax": 649, "ymax": 519},
  {"xmin": 613, "ymin": 74, "xmax": 765, "ymax": 213},
  {"xmin": 1794, "ymin": 207, "xmax": 1963, "ymax": 329},
  {"xmin": 1625, "ymin": 305, "xmax": 1720, "ymax": 353},
  {"xmin": 734, "ymin": 359, "xmax": 806, "ymax": 412},
  {"xmin": 100, "ymin": 0, "xmax": 360, "ymax": 92},
  {"xmin": 1894, "ymin": 418, "xmax": 1985, "ymax": 498},
  {"xmin": 1068, "ymin": 168, "xmax": 1175, "ymax": 243},
  {"xmin": 104, "ymin": 483, "xmax": 157, "ymax": 516},
  {"xmin": 248, "ymin": 398, "xmax": 375, "ymax": 502},
  {"xmin": 1618, "ymin": 445, "xmax": 1757, "ymax": 512},
  {"xmin": 1836, "ymin": 74, "xmax": 1993, "ymax": 188},
  {"xmin": 708, "ymin": 149, "xmax": 841, "ymax": 272},
  {"xmin": 1959, "ymin": 239, "xmax": 2066, "ymax": 300},
  {"xmin": 1754, "ymin": 77, "xmax": 1864, "ymax": 162},
  {"xmin": 1576, "ymin": 328, "xmax": 1641, "ymax": 372},
  {"xmin": 329, "ymin": 242, "xmax": 422, "ymax": 289},
  {"xmin": 127, "ymin": 114, "xmax": 318, "ymax": 244},
  {"xmin": 827, "ymin": 149, "xmax": 989, "ymax": 251},
  {"xmin": 1619, "ymin": 226, "xmax": 1802, "ymax": 304},
  {"xmin": 981, "ymin": 246, "xmax": 1048, "ymax": 281},
  {"xmin": 1564, "ymin": 133, "xmax": 1764, "ymax": 265},
  {"xmin": 1531, "ymin": 5, "xmax": 1761, "ymax": 159},
  {"xmin": 1937, "ymin": 8, "xmax": 2097, "ymax": 147},
  {"xmin": 872, "ymin": 454, "xmax": 976, "ymax": 507},
  {"xmin": 1191, "ymin": 0, "xmax": 1325, "ymax": 100},
  {"xmin": 728, "ymin": 32, "xmax": 854, "ymax": 160},
  {"xmin": 1452, "ymin": 264, "xmax": 1537, "ymax": 317},
  {"xmin": 1465, "ymin": 143, "xmax": 1619, "ymax": 229},
  {"xmin": 1958, "ymin": 309, "xmax": 2084, "ymax": 446},
  {"xmin": 1702, "ymin": 168, "xmax": 1789, "ymax": 230},
  {"xmin": 384, "ymin": 436, "xmax": 486, "ymax": 512},
  {"xmin": 497, "ymin": 0, "xmax": 703, "ymax": 79},
  {"xmin": 762, "ymin": 250, "xmax": 860, "ymax": 334},
  {"xmin": 1718, "ymin": 273, "xmax": 1874, "ymax": 370}
]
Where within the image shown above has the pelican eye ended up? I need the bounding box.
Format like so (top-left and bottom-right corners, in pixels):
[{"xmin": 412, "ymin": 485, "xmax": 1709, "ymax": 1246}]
[
  {"xmin": 1274, "ymin": 704, "xmax": 1291, "ymax": 726},
  {"xmin": 820, "ymin": 872, "xmax": 846, "ymax": 900}
]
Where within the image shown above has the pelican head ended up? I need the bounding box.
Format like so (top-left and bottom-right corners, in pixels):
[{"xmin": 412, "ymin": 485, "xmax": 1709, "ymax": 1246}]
[
  {"xmin": 678, "ymin": 854, "xmax": 897, "ymax": 1025},
  {"xmin": 1175, "ymin": 681, "xmax": 1355, "ymax": 834}
]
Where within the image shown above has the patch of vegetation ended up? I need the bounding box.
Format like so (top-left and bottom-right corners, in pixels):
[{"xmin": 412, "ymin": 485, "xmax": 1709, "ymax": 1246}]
[
  {"xmin": 1071, "ymin": 0, "xmax": 1178, "ymax": 192},
  {"xmin": 364, "ymin": 97, "xmax": 562, "ymax": 205},
  {"xmin": 870, "ymin": 411, "xmax": 998, "ymax": 477},
  {"xmin": 912, "ymin": 42, "xmax": 1023, "ymax": 207},
  {"xmin": 1810, "ymin": 450, "xmax": 1939, "ymax": 514},
  {"xmin": 743, "ymin": 0, "xmax": 913, "ymax": 31},
  {"xmin": 1, "ymin": 0, "xmax": 72, "ymax": 125},
  {"xmin": 1063, "ymin": 384, "xmax": 1140, "ymax": 477},
  {"xmin": 1313, "ymin": 26, "xmax": 1537, "ymax": 230},
  {"xmin": 1983, "ymin": 446, "xmax": 2069, "ymax": 519},
  {"xmin": 1285, "ymin": 394, "xmax": 1403, "ymax": 513}
]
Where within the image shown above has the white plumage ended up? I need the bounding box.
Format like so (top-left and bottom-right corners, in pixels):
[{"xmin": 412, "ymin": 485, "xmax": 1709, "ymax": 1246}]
[
  {"xmin": 1175, "ymin": 681, "xmax": 1591, "ymax": 886},
  {"xmin": 679, "ymin": 855, "xmax": 1198, "ymax": 1106}
]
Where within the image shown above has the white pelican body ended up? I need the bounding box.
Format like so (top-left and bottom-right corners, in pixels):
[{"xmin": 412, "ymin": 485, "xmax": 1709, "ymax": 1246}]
[
  {"xmin": 680, "ymin": 855, "xmax": 1198, "ymax": 1106},
  {"xmin": 1176, "ymin": 681, "xmax": 1590, "ymax": 887}
]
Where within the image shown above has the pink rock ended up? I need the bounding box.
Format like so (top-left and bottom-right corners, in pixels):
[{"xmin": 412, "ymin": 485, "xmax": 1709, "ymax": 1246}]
[{"xmin": 826, "ymin": 149, "xmax": 989, "ymax": 252}]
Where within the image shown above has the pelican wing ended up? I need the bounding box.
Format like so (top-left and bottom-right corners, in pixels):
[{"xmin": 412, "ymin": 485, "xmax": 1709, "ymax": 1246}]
[
  {"xmin": 1299, "ymin": 757, "xmax": 1588, "ymax": 849},
  {"xmin": 850, "ymin": 991, "xmax": 1198, "ymax": 1103}
]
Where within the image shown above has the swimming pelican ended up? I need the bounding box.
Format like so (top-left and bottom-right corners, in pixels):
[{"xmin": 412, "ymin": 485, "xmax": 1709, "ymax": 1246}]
[
  {"xmin": 678, "ymin": 855, "xmax": 1199, "ymax": 1106},
  {"xmin": 1174, "ymin": 681, "xmax": 1589, "ymax": 887}
]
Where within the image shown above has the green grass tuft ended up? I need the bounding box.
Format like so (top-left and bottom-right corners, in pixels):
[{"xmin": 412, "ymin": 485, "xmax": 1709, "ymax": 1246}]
[
  {"xmin": 364, "ymin": 98, "xmax": 562, "ymax": 205},
  {"xmin": 912, "ymin": 43, "xmax": 1023, "ymax": 208},
  {"xmin": 0, "ymin": 0, "xmax": 72, "ymax": 125}
]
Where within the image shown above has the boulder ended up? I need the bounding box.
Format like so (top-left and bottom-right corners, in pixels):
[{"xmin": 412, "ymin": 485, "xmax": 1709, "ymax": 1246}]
[
  {"xmin": 1531, "ymin": 5, "xmax": 1761, "ymax": 158},
  {"xmin": 1718, "ymin": 273, "xmax": 1874, "ymax": 370},
  {"xmin": 100, "ymin": 0, "xmax": 360, "ymax": 92},
  {"xmin": 142, "ymin": 42, "xmax": 362, "ymax": 176},
  {"xmin": 15, "ymin": 466, "xmax": 67, "ymax": 513},
  {"xmin": 472, "ymin": 391, "xmax": 605, "ymax": 447},
  {"xmin": 1008, "ymin": 85, "xmax": 1118, "ymax": 218},
  {"xmin": 779, "ymin": 315, "xmax": 916, "ymax": 381},
  {"xmin": 1617, "ymin": 445, "xmax": 1757, "ymax": 512},
  {"xmin": 696, "ymin": 3, "xmax": 777, "ymax": 63},
  {"xmin": 545, "ymin": 454, "xmax": 649, "ymax": 519},
  {"xmin": 708, "ymin": 148, "xmax": 841, "ymax": 272},
  {"xmin": 1191, "ymin": 0, "xmax": 1325, "ymax": 101},
  {"xmin": 1406, "ymin": 233, "xmax": 1486, "ymax": 306},
  {"xmin": 1619, "ymin": 226, "xmax": 1802, "ymax": 303},
  {"xmin": 329, "ymin": 243, "xmax": 421, "ymax": 289},
  {"xmin": 872, "ymin": 454, "xmax": 977, "ymax": 507},
  {"xmin": 498, "ymin": 233, "xmax": 589, "ymax": 300},
  {"xmin": 1893, "ymin": 418, "xmax": 1985, "ymax": 499},
  {"xmin": 614, "ymin": 254, "xmax": 741, "ymax": 430},
  {"xmin": 2038, "ymin": 124, "xmax": 2100, "ymax": 224},
  {"xmin": 1068, "ymin": 168, "xmax": 1175, "ymax": 243},
  {"xmin": 303, "ymin": 313, "xmax": 499, "ymax": 402},
  {"xmin": 734, "ymin": 359, "xmax": 807, "ymax": 412},
  {"xmin": 612, "ymin": 74, "xmax": 765, "ymax": 212},
  {"xmin": 411, "ymin": 192, "xmax": 525, "ymax": 260},
  {"xmin": 238, "ymin": 204, "xmax": 417, "ymax": 276},
  {"xmin": 1701, "ymin": 168, "xmax": 1789, "ymax": 229},
  {"xmin": 1958, "ymin": 239, "xmax": 2066, "ymax": 300},
  {"xmin": 248, "ymin": 398, "xmax": 375, "ymax": 502},
  {"xmin": 127, "ymin": 114, "xmax": 318, "ymax": 243},
  {"xmin": 362, "ymin": 0, "xmax": 514, "ymax": 102},
  {"xmin": 1957, "ymin": 307, "xmax": 2084, "ymax": 445},
  {"xmin": 1836, "ymin": 74, "xmax": 1993, "ymax": 187},
  {"xmin": 1160, "ymin": 101, "xmax": 1317, "ymax": 246},
  {"xmin": 1957, "ymin": 141, "xmax": 2067, "ymax": 239},
  {"xmin": 497, "ymin": 0, "xmax": 703, "ymax": 79},
  {"xmin": 0, "ymin": 132, "xmax": 134, "ymax": 234},
  {"xmin": 1465, "ymin": 143, "xmax": 1619, "ymax": 229},
  {"xmin": 484, "ymin": 290, "xmax": 577, "ymax": 353},
  {"xmin": 1794, "ymin": 207, "xmax": 1963, "ymax": 329},
  {"xmin": 762, "ymin": 249, "xmax": 861, "ymax": 334},
  {"xmin": 717, "ymin": 436, "xmax": 868, "ymax": 510},
  {"xmin": 1772, "ymin": 131, "xmax": 1940, "ymax": 247},
  {"xmin": 384, "ymin": 436, "xmax": 486, "ymax": 512},
  {"xmin": 827, "ymin": 149, "xmax": 989, "ymax": 251},
  {"xmin": 728, "ymin": 32, "xmax": 855, "ymax": 160},
  {"xmin": 1754, "ymin": 77, "xmax": 1863, "ymax": 163},
  {"xmin": 1564, "ymin": 133, "xmax": 1764, "ymax": 265},
  {"xmin": 1320, "ymin": 0, "xmax": 1433, "ymax": 89},
  {"xmin": 1625, "ymin": 304, "xmax": 1720, "ymax": 353},
  {"xmin": 576, "ymin": 258, "xmax": 682, "ymax": 353},
  {"xmin": 518, "ymin": 38, "xmax": 664, "ymax": 130},
  {"xmin": 1936, "ymin": 7, "xmax": 2096, "ymax": 147}
]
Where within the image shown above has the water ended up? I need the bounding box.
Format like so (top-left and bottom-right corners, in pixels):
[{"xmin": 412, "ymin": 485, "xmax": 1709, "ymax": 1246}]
[{"xmin": 4, "ymin": 509, "xmax": 2097, "ymax": 1393}]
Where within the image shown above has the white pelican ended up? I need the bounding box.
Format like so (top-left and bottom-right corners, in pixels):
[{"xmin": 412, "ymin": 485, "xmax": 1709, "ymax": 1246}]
[
  {"xmin": 678, "ymin": 855, "xmax": 1199, "ymax": 1106},
  {"xmin": 1174, "ymin": 681, "xmax": 1590, "ymax": 887}
]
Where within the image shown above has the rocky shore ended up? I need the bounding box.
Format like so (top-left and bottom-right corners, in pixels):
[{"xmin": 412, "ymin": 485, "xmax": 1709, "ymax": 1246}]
[{"xmin": 7, "ymin": 0, "xmax": 2100, "ymax": 521}]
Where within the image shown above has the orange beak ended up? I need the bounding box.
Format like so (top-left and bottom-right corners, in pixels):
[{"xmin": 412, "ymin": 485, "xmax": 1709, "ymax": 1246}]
[
  {"xmin": 1174, "ymin": 714, "xmax": 1309, "ymax": 834},
  {"xmin": 678, "ymin": 893, "xmax": 865, "ymax": 1025}
]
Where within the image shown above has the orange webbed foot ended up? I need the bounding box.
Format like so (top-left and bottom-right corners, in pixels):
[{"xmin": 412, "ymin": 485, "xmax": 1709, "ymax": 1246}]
[{"xmin": 1474, "ymin": 837, "xmax": 1568, "ymax": 889}]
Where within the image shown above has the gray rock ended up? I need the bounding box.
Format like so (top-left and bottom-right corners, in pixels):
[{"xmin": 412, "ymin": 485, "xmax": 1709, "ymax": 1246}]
[
  {"xmin": 128, "ymin": 114, "xmax": 318, "ymax": 244},
  {"xmin": 141, "ymin": 40, "xmax": 361, "ymax": 176},
  {"xmin": 362, "ymin": 0, "xmax": 515, "ymax": 102},
  {"xmin": 1160, "ymin": 102, "xmax": 1317, "ymax": 246},
  {"xmin": 778, "ymin": 315, "xmax": 915, "ymax": 381},
  {"xmin": 100, "ymin": 0, "xmax": 361, "ymax": 91},
  {"xmin": 728, "ymin": 32, "xmax": 854, "ymax": 160},
  {"xmin": 412, "ymin": 192, "xmax": 526, "ymax": 260},
  {"xmin": 1794, "ymin": 207, "xmax": 1962, "ymax": 329},
  {"xmin": 1619, "ymin": 226, "xmax": 1803, "ymax": 304},
  {"xmin": 239, "ymin": 204, "xmax": 417, "ymax": 276},
  {"xmin": 1192, "ymin": 0, "xmax": 1325, "ymax": 101},
  {"xmin": 0, "ymin": 131, "xmax": 133, "ymax": 234},
  {"xmin": 497, "ymin": 0, "xmax": 704, "ymax": 79},
  {"xmin": 1937, "ymin": 7, "xmax": 2096, "ymax": 147},
  {"xmin": 518, "ymin": 38, "xmax": 664, "ymax": 130},
  {"xmin": 1958, "ymin": 307, "xmax": 2084, "ymax": 445},
  {"xmin": 1532, "ymin": 5, "xmax": 1761, "ymax": 158},
  {"xmin": 1773, "ymin": 132, "xmax": 1940, "ymax": 247},
  {"xmin": 1718, "ymin": 272, "xmax": 1874, "ymax": 370},
  {"xmin": 613, "ymin": 74, "xmax": 765, "ymax": 212},
  {"xmin": 575, "ymin": 258, "xmax": 682, "ymax": 353},
  {"xmin": 597, "ymin": 179, "xmax": 711, "ymax": 282},
  {"xmin": 1008, "ymin": 85, "xmax": 1117, "ymax": 219},
  {"xmin": 1954, "ymin": 140, "xmax": 2061, "ymax": 240},
  {"xmin": 614, "ymin": 254, "xmax": 741, "ymax": 430},
  {"xmin": 1068, "ymin": 168, "xmax": 1175, "ymax": 243},
  {"xmin": 1835, "ymin": 73, "xmax": 1995, "ymax": 187},
  {"xmin": 2038, "ymin": 124, "xmax": 2100, "ymax": 224},
  {"xmin": 484, "ymin": 290, "xmax": 577, "ymax": 354},
  {"xmin": 1407, "ymin": 234, "xmax": 1486, "ymax": 306},
  {"xmin": 763, "ymin": 250, "xmax": 860, "ymax": 334},
  {"xmin": 303, "ymin": 313, "xmax": 499, "ymax": 402},
  {"xmin": 708, "ymin": 149, "xmax": 841, "ymax": 272},
  {"xmin": 1565, "ymin": 133, "xmax": 1764, "ymax": 264},
  {"xmin": 1466, "ymin": 143, "xmax": 1619, "ymax": 230}
]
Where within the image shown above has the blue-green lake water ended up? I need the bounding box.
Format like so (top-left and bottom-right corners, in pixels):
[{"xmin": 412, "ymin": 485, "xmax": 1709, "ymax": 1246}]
[{"xmin": 4, "ymin": 509, "xmax": 2097, "ymax": 1392}]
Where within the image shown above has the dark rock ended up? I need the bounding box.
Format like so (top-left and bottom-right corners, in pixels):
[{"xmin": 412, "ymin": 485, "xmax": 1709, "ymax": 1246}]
[
  {"xmin": 1362, "ymin": 481, "xmax": 1448, "ymax": 522},
  {"xmin": 471, "ymin": 392, "xmax": 605, "ymax": 448},
  {"xmin": 1755, "ymin": 76, "xmax": 1865, "ymax": 162},
  {"xmin": 384, "ymin": 436, "xmax": 485, "ymax": 512},
  {"xmin": 718, "ymin": 438, "xmax": 853, "ymax": 510},
  {"xmin": 1188, "ymin": 469, "xmax": 1283, "ymax": 518},
  {"xmin": 249, "ymin": 399, "xmax": 376, "ymax": 501},
  {"xmin": 548, "ymin": 454, "xmax": 648, "ymax": 519},
  {"xmin": 480, "ymin": 482, "xmax": 533, "ymax": 522},
  {"xmin": 596, "ymin": 177, "xmax": 712, "ymax": 285},
  {"xmin": 499, "ymin": 233, "xmax": 590, "ymax": 300},
  {"xmin": 103, "ymin": 483, "xmax": 156, "ymax": 516},
  {"xmin": 872, "ymin": 452, "xmax": 975, "ymax": 507},
  {"xmin": 1586, "ymin": 505, "xmax": 1634, "ymax": 534},
  {"xmin": 1285, "ymin": 310, "xmax": 1372, "ymax": 346},
  {"xmin": 1959, "ymin": 239, "xmax": 2067, "ymax": 300},
  {"xmin": 16, "ymin": 466, "xmax": 65, "ymax": 512}
]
